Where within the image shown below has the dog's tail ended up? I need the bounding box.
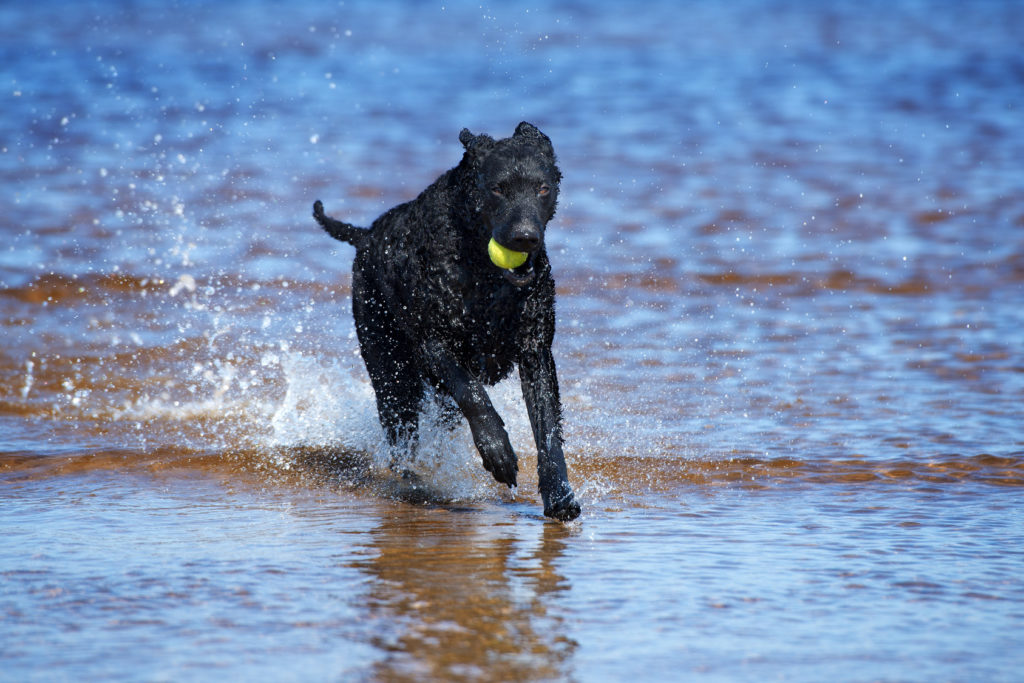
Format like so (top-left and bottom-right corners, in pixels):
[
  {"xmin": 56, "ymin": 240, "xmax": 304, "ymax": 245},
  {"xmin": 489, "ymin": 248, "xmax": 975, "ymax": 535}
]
[{"xmin": 313, "ymin": 200, "xmax": 368, "ymax": 248}]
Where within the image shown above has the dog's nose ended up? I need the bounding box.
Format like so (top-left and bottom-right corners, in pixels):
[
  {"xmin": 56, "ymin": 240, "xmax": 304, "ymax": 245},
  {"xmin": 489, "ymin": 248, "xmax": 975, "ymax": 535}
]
[{"xmin": 504, "ymin": 227, "xmax": 540, "ymax": 253}]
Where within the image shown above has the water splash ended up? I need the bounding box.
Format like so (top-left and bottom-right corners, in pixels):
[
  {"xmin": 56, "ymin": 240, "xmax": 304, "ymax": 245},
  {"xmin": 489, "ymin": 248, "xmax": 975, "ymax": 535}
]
[
  {"xmin": 20, "ymin": 360, "xmax": 34, "ymax": 400},
  {"xmin": 266, "ymin": 351, "xmax": 380, "ymax": 453},
  {"xmin": 262, "ymin": 350, "xmax": 537, "ymax": 503}
]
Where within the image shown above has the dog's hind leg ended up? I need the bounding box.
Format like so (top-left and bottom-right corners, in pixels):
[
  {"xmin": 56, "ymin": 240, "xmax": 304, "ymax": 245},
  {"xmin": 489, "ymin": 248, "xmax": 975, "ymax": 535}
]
[
  {"xmin": 361, "ymin": 339, "xmax": 421, "ymax": 447},
  {"xmin": 361, "ymin": 339, "xmax": 423, "ymax": 475},
  {"xmin": 352, "ymin": 283, "xmax": 423, "ymax": 468}
]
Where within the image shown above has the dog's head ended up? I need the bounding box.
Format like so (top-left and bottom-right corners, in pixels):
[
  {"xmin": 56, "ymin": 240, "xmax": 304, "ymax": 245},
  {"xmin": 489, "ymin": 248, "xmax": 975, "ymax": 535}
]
[{"xmin": 460, "ymin": 122, "xmax": 561, "ymax": 286}]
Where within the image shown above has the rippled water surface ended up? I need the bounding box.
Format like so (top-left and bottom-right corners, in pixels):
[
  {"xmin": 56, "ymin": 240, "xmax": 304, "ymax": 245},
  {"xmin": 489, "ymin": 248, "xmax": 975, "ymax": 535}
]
[{"xmin": 3, "ymin": 1, "xmax": 1024, "ymax": 680}]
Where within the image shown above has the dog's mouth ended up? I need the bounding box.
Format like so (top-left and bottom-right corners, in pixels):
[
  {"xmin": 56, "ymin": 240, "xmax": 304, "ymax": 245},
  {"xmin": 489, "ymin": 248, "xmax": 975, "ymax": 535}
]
[
  {"xmin": 488, "ymin": 236, "xmax": 539, "ymax": 286},
  {"xmin": 501, "ymin": 250, "xmax": 537, "ymax": 286}
]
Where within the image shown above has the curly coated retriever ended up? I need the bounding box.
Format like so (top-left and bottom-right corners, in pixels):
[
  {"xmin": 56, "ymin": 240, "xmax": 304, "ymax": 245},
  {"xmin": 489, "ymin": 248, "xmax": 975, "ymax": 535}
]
[{"xmin": 312, "ymin": 122, "xmax": 580, "ymax": 521}]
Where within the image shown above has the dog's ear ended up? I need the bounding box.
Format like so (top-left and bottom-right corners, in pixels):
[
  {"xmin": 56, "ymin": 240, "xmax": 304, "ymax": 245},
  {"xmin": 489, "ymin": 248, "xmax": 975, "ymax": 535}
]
[
  {"xmin": 514, "ymin": 121, "xmax": 542, "ymax": 138},
  {"xmin": 460, "ymin": 128, "xmax": 494, "ymax": 157},
  {"xmin": 514, "ymin": 121, "xmax": 554, "ymax": 156}
]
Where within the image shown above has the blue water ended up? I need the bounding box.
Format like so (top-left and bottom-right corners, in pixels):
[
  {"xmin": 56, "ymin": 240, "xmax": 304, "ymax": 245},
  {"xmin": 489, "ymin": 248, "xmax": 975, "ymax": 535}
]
[{"xmin": 3, "ymin": 1, "xmax": 1024, "ymax": 681}]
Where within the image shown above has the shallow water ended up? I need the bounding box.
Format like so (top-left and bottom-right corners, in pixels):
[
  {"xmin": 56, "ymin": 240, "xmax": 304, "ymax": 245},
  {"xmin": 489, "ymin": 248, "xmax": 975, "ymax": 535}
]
[{"xmin": 3, "ymin": 0, "xmax": 1024, "ymax": 680}]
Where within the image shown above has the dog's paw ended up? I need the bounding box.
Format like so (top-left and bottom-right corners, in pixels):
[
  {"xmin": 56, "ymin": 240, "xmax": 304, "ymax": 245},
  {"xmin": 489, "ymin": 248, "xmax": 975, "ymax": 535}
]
[
  {"xmin": 469, "ymin": 418, "xmax": 519, "ymax": 487},
  {"xmin": 543, "ymin": 487, "xmax": 581, "ymax": 522},
  {"xmin": 483, "ymin": 450, "xmax": 519, "ymax": 489},
  {"xmin": 477, "ymin": 438, "xmax": 519, "ymax": 488}
]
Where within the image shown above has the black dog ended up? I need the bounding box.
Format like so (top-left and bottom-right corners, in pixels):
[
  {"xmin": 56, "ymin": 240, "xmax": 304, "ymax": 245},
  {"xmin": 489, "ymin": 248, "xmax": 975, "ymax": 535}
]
[{"xmin": 312, "ymin": 122, "xmax": 580, "ymax": 521}]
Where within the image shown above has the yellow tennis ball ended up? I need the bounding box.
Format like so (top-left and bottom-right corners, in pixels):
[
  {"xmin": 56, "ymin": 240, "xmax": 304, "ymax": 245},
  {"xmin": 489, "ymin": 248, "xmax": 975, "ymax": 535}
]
[{"xmin": 487, "ymin": 238, "xmax": 528, "ymax": 270}]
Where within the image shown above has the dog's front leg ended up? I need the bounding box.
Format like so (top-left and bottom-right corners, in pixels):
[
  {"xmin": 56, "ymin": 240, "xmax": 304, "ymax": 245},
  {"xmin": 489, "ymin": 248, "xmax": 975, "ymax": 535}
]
[
  {"xmin": 519, "ymin": 347, "xmax": 581, "ymax": 522},
  {"xmin": 420, "ymin": 341, "xmax": 519, "ymax": 488}
]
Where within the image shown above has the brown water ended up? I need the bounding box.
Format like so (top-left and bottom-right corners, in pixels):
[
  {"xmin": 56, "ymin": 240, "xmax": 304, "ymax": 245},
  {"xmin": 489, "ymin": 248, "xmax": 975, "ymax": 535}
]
[{"xmin": 3, "ymin": 1, "xmax": 1024, "ymax": 680}]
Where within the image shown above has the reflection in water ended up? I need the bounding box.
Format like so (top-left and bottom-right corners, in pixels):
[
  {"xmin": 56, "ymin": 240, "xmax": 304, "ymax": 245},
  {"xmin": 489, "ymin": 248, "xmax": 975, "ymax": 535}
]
[{"xmin": 353, "ymin": 509, "xmax": 575, "ymax": 682}]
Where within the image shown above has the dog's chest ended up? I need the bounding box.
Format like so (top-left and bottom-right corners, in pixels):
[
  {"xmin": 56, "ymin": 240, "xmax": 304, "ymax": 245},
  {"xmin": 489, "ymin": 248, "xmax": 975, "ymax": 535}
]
[
  {"xmin": 461, "ymin": 284, "xmax": 525, "ymax": 338},
  {"xmin": 457, "ymin": 284, "xmax": 527, "ymax": 378}
]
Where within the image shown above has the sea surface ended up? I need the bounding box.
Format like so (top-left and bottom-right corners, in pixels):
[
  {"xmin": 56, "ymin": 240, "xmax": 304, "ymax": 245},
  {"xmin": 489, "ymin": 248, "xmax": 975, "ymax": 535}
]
[{"xmin": 3, "ymin": 1, "xmax": 1024, "ymax": 681}]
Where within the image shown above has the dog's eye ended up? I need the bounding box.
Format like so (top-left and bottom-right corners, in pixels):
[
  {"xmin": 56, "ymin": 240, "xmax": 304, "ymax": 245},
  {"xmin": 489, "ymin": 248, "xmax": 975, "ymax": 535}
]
[
  {"xmin": 538, "ymin": 184, "xmax": 550, "ymax": 197},
  {"xmin": 490, "ymin": 185, "xmax": 503, "ymax": 197}
]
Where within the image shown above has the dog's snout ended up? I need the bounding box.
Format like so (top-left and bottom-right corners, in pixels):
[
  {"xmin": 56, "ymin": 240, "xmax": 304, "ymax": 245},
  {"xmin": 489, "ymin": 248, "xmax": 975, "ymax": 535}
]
[{"xmin": 504, "ymin": 225, "xmax": 541, "ymax": 253}]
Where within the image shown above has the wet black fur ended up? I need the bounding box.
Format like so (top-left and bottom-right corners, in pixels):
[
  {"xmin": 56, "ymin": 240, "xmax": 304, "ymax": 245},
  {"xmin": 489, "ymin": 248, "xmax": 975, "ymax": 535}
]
[{"xmin": 312, "ymin": 122, "xmax": 580, "ymax": 521}]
